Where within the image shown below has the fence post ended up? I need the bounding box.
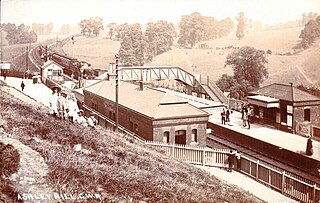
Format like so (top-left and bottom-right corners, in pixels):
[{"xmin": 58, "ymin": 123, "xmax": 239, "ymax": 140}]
[
  {"xmin": 256, "ymin": 160, "xmax": 259, "ymax": 180},
  {"xmin": 202, "ymin": 149, "xmax": 206, "ymax": 166},
  {"xmin": 171, "ymin": 144, "xmax": 175, "ymax": 158},
  {"xmin": 313, "ymin": 184, "xmax": 316, "ymax": 203},
  {"xmin": 281, "ymin": 171, "xmax": 285, "ymax": 194},
  {"xmin": 268, "ymin": 169, "xmax": 271, "ymax": 187}
]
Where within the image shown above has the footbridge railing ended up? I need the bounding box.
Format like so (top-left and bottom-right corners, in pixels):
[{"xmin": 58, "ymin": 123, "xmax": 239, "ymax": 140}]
[
  {"xmin": 118, "ymin": 66, "xmax": 196, "ymax": 87},
  {"xmin": 112, "ymin": 65, "xmax": 227, "ymax": 104}
]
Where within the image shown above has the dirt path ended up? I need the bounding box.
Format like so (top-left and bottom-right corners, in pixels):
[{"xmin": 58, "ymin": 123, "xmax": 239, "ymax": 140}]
[{"xmin": 1, "ymin": 136, "xmax": 53, "ymax": 200}]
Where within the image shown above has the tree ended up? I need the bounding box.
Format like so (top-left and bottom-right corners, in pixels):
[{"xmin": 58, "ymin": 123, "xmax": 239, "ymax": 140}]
[
  {"xmin": 107, "ymin": 22, "xmax": 117, "ymax": 39},
  {"xmin": 178, "ymin": 12, "xmax": 205, "ymax": 48},
  {"xmin": 145, "ymin": 20, "xmax": 176, "ymax": 59},
  {"xmin": 79, "ymin": 17, "xmax": 104, "ymax": 37},
  {"xmin": 60, "ymin": 24, "xmax": 71, "ymax": 35},
  {"xmin": 178, "ymin": 13, "xmax": 234, "ymax": 48},
  {"xmin": 236, "ymin": 12, "xmax": 245, "ymax": 40},
  {"xmin": 299, "ymin": 17, "xmax": 320, "ymax": 49},
  {"xmin": 45, "ymin": 23, "xmax": 54, "ymax": 35},
  {"xmin": 118, "ymin": 24, "xmax": 149, "ymax": 66},
  {"xmin": 91, "ymin": 17, "xmax": 104, "ymax": 37},
  {"xmin": 2, "ymin": 23, "xmax": 38, "ymax": 45},
  {"xmin": 218, "ymin": 46, "xmax": 268, "ymax": 99}
]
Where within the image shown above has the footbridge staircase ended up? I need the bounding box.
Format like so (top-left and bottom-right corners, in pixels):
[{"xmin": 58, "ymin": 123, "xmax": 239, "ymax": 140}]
[{"xmin": 108, "ymin": 65, "xmax": 228, "ymax": 104}]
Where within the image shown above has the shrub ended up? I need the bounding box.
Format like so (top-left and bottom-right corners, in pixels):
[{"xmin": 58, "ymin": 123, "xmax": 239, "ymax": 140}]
[{"xmin": 0, "ymin": 142, "xmax": 20, "ymax": 177}]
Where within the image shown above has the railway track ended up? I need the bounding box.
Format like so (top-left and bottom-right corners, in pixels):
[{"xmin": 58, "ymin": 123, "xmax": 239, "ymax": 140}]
[{"xmin": 206, "ymin": 132, "xmax": 320, "ymax": 186}]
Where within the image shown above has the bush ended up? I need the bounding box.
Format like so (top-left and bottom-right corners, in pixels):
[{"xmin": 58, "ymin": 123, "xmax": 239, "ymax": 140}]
[{"xmin": 0, "ymin": 142, "xmax": 20, "ymax": 177}]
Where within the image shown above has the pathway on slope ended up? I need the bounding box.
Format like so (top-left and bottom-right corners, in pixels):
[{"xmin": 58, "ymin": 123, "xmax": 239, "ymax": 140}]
[
  {"xmin": 1, "ymin": 136, "xmax": 53, "ymax": 202},
  {"xmin": 1, "ymin": 82, "xmax": 53, "ymax": 202}
]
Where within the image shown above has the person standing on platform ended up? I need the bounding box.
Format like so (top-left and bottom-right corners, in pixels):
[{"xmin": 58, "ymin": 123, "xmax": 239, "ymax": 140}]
[
  {"xmin": 229, "ymin": 111, "xmax": 234, "ymax": 126},
  {"xmin": 221, "ymin": 108, "xmax": 226, "ymax": 125},
  {"xmin": 243, "ymin": 110, "xmax": 249, "ymax": 129},
  {"xmin": 21, "ymin": 81, "xmax": 25, "ymax": 92},
  {"xmin": 226, "ymin": 109, "xmax": 230, "ymax": 123},
  {"xmin": 306, "ymin": 137, "xmax": 313, "ymax": 156},
  {"xmin": 235, "ymin": 150, "xmax": 241, "ymax": 171}
]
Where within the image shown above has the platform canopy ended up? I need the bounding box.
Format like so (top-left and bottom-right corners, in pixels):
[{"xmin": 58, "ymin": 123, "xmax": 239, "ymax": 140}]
[{"xmin": 248, "ymin": 95, "xmax": 279, "ymax": 108}]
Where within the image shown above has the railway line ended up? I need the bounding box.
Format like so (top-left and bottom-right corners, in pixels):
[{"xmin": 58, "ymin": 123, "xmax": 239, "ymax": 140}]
[{"xmin": 206, "ymin": 130, "xmax": 320, "ymax": 186}]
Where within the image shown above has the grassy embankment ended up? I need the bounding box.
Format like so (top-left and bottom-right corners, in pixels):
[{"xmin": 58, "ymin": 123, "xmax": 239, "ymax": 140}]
[{"xmin": 0, "ymin": 82, "xmax": 264, "ymax": 203}]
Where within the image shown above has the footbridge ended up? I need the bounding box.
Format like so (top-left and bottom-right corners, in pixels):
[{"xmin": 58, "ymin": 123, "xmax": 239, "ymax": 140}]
[{"xmin": 109, "ymin": 65, "xmax": 228, "ymax": 104}]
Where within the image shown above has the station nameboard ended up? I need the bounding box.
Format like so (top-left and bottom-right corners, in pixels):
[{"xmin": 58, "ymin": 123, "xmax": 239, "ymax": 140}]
[{"xmin": 0, "ymin": 62, "xmax": 11, "ymax": 69}]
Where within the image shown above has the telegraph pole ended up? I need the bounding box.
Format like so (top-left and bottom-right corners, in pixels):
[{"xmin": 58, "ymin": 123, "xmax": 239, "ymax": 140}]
[
  {"xmin": 26, "ymin": 46, "xmax": 28, "ymax": 71},
  {"xmin": 115, "ymin": 54, "xmax": 119, "ymax": 132}
]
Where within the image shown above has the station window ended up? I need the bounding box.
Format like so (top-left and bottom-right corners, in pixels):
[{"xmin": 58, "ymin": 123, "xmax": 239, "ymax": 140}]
[
  {"xmin": 191, "ymin": 129, "xmax": 197, "ymax": 142},
  {"xmin": 304, "ymin": 108, "xmax": 310, "ymax": 122},
  {"xmin": 163, "ymin": 131, "xmax": 169, "ymax": 143}
]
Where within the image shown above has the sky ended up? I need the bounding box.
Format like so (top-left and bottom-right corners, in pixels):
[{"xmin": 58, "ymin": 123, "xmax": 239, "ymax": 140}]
[{"xmin": 1, "ymin": 0, "xmax": 320, "ymax": 29}]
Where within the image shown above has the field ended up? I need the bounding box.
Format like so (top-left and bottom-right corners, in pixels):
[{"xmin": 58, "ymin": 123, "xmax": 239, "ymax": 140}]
[
  {"xmin": 62, "ymin": 31, "xmax": 121, "ymax": 70},
  {"xmin": 61, "ymin": 27, "xmax": 320, "ymax": 86},
  {"xmin": 0, "ymin": 83, "xmax": 264, "ymax": 203}
]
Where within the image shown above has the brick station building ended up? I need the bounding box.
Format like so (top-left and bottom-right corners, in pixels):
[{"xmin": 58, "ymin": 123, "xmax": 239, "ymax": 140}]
[
  {"xmin": 248, "ymin": 83, "xmax": 320, "ymax": 138},
  {"xmin": 83, "ymin": 80, "xmax": 209, "ymax": 146}
]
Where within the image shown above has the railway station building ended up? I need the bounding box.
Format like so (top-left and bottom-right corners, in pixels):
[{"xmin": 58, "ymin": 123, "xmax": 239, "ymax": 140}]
[
  {"xmin": 248, "ymin": 83, "xmax": 320, "ymax": 138},
  {"xmin": 83, "ymin": 80, "xmax": 209, "ymax": 146}
]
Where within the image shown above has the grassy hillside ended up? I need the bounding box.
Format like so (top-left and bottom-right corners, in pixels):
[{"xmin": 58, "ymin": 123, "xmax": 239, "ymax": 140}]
[
  {"xmin": 60, "ymin": 27, "xmax": 319, "ymax": 86},
  {"xmin": 62, "ymin": 32, "xmax": 121, "ymax": 70},
  {"xmin": 0, "ymin": 83, "xmax": 264, "ymax": 203}
]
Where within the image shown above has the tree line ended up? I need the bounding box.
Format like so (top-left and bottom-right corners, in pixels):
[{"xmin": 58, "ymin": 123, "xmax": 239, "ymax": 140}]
[
  {"xmin": 114, "ymin": 21, "xmax": 176, "ymax": 66},
  {"xmin": 106, "ymin": 12, "xmax": 235, "ymax": 66},
  {"xmin": 178, "ymin": 12, "xmax": 234, "ymax": 48},
  {"xmin": 1, "ymin": 23, "xmax": 37, "ymax": 45}
]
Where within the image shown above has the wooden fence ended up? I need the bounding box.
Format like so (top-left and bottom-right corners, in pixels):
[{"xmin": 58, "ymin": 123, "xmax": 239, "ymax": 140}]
[{"xmin": 145, "ymin": 141, "xmax": 320, "ymax": 203}]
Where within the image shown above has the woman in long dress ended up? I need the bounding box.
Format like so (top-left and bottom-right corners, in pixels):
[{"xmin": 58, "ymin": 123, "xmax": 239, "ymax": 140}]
[
  {"xmin": 50, "ymin": 88, "xmax": 59, "ymax": 116},
  {"xmin": 68, "ymin": 93, "xmax": 79, "ymax": 122}
]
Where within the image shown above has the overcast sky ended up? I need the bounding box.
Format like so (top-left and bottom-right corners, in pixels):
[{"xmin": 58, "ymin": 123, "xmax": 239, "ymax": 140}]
[{"xmin": 2, "ymin": 0, "xmax": 320, "ymax": 29}]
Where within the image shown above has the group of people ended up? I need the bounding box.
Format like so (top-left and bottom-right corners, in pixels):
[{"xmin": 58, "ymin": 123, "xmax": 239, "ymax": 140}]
[
  {"xmin": 221, "ymin": 108, "xmax": 234, "ymax": 126},
  {"xmin": 227, "ymin": 150, "xmax": 241, "ymax": 172},
  {"xmin": 241, "ymin": 105, "xmax": 254, "ymax": 129},
  {"xmin": 221, "ymin": 105, "xmax": 254, "ymax": 129},
  {"xmin": 49, "ymin": 87, "xmax": 97, "ymax": 128}
]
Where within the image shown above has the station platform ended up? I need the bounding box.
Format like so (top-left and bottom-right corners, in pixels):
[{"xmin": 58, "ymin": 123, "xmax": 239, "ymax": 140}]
[{"xmin": 207, "ymin": 108, "xmax": 320, "ymax": 177}]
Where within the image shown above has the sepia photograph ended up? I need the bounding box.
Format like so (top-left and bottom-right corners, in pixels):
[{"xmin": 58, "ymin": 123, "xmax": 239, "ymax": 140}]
[{"xmin": 0, "ymin": 0, "xmax": 320, "ymax": 202}]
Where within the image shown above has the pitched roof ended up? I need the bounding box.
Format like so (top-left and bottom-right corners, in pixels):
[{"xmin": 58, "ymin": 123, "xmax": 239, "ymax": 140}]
[
  {"xmin": 249, "ymin": 83, "xmax": 320, "ymax": 102},
  {"xmin": 84, "ymin": 80, "xmax": 208, "ymax": 119},
  {"xmin": 42, "ymin": 60, "xmax": 64, "ymax": 69}
]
